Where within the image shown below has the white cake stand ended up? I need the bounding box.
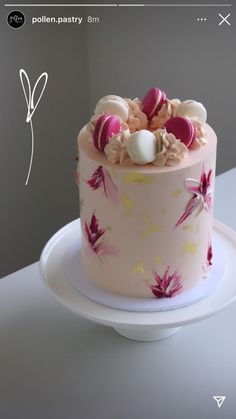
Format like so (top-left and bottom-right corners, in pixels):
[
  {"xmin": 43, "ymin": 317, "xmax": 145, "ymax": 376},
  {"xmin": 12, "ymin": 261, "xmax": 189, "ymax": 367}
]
[{"xmin": 40, "ymin": 219, "xmax": 236, "ymax": 342}]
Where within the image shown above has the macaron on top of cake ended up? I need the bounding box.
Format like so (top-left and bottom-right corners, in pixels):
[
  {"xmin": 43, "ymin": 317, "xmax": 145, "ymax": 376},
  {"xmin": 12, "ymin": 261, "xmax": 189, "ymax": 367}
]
[
  {"xmin": 174, "ymin": 100, "xmax": 207, "ymax": 124},
  {"xmin": 142, "ymin": 87, "xmax": 167, "ymax": 119},
  {"xmin": 95, "ymin": 95, "xmax": 129, "ymax": 122},
  {"xmin": 164, "ymin": 116, "xmax": 196, "ymax": 148},
  {"xmin": 126, "ymin": 130, "xmax": 157, "ymax": 165},
  {"xmin": 93, "ymin": 113, "xmax": 122, "ymax": 151},
  {"xmin": 86, "ymin": 86, "xmax": 208, "ymax": 166}
]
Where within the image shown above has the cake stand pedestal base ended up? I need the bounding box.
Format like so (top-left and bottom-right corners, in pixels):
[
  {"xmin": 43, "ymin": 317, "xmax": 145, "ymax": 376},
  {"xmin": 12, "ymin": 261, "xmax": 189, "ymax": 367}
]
[
  {"xmin": 40, "ymin": 219, "xmax": 236, "ymax": 343},
  {"xmin": 113, "ymin": 326, "xmax": 181, "ymax": 341}
]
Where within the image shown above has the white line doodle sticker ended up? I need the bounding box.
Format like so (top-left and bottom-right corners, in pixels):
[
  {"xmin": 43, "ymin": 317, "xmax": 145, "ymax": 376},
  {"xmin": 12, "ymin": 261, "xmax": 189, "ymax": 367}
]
[{"xmin": 19, "ymin": 69, "xmax": 48, "ymax": 186}]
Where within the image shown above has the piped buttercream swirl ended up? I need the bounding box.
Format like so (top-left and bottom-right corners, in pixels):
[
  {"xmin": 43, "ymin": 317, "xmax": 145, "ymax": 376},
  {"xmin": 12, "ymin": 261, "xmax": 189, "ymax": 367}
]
[
  {"xmin": 86, "ymin": 114, "xmax": 101, "ymax": 142},
  {"xmin": 125, "ymin": 98, "xmax": 148, "ymax": 133},
  {"xmin": 104, "ymin": 130, "xmax": 133, "ymax": 166},
  {"xmin": 190, "ymin": 119, "xmax": 207, "ymax": 149},
  {"xmin": 83, "ymin": 91, "xmax": 208, "ymax": 167},
  {"xmin": 153, "ymin": 129, "xmax": 188, "ymax": 166},
  {"xmin": 149, "ymin": 99, "xmax": 181, "ymax": 130}
]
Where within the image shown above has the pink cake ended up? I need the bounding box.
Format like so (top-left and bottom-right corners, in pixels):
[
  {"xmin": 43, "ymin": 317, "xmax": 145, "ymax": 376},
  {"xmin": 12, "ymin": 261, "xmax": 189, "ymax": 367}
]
[{"xmin": 77, "ymin": 88, "xmax": 217, "ymax": 298}]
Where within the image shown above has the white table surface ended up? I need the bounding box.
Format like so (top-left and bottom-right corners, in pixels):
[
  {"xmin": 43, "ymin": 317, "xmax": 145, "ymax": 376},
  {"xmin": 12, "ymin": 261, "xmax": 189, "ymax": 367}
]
[{"xmin": 1, "ymin": 168, "xmax": 236, "ymax": 419}]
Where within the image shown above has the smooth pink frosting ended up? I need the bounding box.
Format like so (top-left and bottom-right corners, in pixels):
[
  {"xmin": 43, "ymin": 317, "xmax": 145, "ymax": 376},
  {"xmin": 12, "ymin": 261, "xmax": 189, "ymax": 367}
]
[{"xmin": 78, "ymin": 124, "xmax": 217, "ymax": 297}]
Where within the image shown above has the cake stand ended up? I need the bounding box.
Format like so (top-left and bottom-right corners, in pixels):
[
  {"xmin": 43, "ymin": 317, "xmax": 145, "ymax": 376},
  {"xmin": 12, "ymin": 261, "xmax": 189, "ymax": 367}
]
[{"xmin": 40, "ymin": 219, "xmax": 236, "ymax": 342}]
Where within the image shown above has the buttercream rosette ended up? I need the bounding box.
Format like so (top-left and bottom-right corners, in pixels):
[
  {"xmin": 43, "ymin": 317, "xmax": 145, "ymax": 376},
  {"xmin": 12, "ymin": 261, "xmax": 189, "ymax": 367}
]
[
  {"xmin": 153, "ymin": 129, "xmax": 188, "ymax": 166},
  {"xmin": 86, "ymin": 114, "xmax": 101, "ymax": 142},
  {"xmin": 190, "ymin": 119, "xmax": 207, "ymax": 149},
  {"xmin": 125, "ymin": 98, "xmax": 148, "ymax": 133},
  {"xmin": 85, "ymin": 88, "xmax": 208, "ymax": 167},
  {"xmin": 104, "ymin": 130, "xmax": 133, "ymax": 166},
  {"xmin": 149, "ymin": 99, "xmax": 181, "ymax": 130}
]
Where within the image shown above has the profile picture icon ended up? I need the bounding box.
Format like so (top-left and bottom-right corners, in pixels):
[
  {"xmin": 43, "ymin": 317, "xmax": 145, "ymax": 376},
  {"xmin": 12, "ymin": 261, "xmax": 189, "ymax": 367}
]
[{"xmin": 7, "ymin": 10, "xmax": 25, "ymax": 29}]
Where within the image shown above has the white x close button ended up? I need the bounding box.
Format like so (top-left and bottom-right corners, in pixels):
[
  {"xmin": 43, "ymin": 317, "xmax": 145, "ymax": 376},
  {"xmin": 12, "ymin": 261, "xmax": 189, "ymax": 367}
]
[{"xmin": 218, "ymin": 13, "xmax": 231, "ymax": 26}]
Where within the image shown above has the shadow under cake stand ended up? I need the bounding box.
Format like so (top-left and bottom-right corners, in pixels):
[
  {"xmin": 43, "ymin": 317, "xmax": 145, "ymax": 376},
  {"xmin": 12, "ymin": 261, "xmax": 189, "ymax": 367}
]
[{"xmin": 40, "ymin": 219, "xmax": 236, "ymax": 342}]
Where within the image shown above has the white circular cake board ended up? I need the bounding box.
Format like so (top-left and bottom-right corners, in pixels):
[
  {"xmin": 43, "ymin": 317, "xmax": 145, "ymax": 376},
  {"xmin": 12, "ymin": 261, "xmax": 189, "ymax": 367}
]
[
  {"xmin": 64, "ymin": 234, "xmax": 225, "ymax": 312},
  {"xmin": 40, "ymin": 219, "xmax": 236, "ymax": 341}
]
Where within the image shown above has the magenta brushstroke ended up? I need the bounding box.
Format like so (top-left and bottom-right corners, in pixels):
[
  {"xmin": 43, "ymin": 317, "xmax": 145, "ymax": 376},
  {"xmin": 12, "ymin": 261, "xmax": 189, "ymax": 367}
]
[
  {"xmin": 175, "ymin": 166, "xmax": 213, "ymax": 228},
  {"xmin": 87, "ymin": 166, "xmax": 119, "ymax": 205},
  {"xmin": 150, "ymin": 266, "xmax": 183, "ymax": 298},
  {"xmin": 84, "ymin": 213, "xmax": 117, "ymax": 256},
  {"xmin": 207, "ymin": 241, "xmax": 213, "ymax": 266}
]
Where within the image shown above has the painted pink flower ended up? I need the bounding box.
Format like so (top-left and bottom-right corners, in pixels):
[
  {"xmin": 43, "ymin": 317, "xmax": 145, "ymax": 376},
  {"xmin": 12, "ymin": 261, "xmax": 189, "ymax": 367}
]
[
  {"xmin": 150, "ymin": 266, "xmax": 183, "ymax": 298},
  {"xmin": 207, "ymin": 241, "xmax": 213, "ymax": 266},
  {"xmin": 175, "ymin": 166, "xmax": 213, "ymax": 228},
  {"xmin": 84, "ymin": 213, "xmax": 117, "ymax": 256},
  {"xmin": 87, "ymin": 166, "xmax": 119, "ymax": 205}
]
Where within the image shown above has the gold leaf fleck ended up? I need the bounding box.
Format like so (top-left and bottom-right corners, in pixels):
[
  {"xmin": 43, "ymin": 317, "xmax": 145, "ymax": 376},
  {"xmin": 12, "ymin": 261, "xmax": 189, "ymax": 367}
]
[
  {"xmin": 154, "ymin": 255, "xmax": 161, "ymax": 265},
  {"xmin": 123, "ymin": 173, "xmax": 154, "ymax": 184},
  {"xmin": 182, "ymin": 224, "xmax": 193, "ymax": 232},
  {"xmin": 182, "ymin": 241, "xmax": 198, "ymax": 255},
  {"xmin": 172, "ymin": 189, "xmax": 183, "ymax": 198},
  {"xmin": 132, "ymin": 262, "xmax": 145, "ymax": 274},
  {"xmin": 121, "ymin": 193, "xmax": 135, "ymax": 216},
  {"xmin": 141, "ymin": 216, "xmax": 163, "ymax": 237}
]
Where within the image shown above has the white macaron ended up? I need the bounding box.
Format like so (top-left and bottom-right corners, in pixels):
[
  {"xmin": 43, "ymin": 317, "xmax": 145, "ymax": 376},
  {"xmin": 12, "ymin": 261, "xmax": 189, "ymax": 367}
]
[
  {"xmin": 95, "ymin": 95, "xmax": 129, "ymax": 122},
  {"xmin": 174, "ymin": 100, "xmax": 207, "ymax": 124},
  {"xmin": 126, "ymin": 130, "xmax": 157, "ymax": 165}
]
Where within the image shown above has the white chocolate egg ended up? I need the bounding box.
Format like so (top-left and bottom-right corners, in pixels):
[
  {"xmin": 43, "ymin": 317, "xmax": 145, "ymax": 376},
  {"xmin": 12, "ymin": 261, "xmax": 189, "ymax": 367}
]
[
  {"xmin": 174, "ymin": 100, "xmax": 207, "ymax": 124},
  {"xmin": 126, "ymin": 130, "xmax": 157, "ymax": 165},
  {"xmin": 95, "ymin": 95, "xmax": 129, "ymax": 122}
]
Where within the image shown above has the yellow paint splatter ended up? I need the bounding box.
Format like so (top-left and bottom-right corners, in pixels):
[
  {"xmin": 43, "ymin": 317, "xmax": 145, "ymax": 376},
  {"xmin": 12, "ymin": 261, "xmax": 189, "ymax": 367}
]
[
  {"xmin": 172, "ymin": 189, "xmax": 183, "ymax": 198},
  {"xmin": 182, "ymin": 224, "xmax": 194, "ymax": 232},
  {"xmin": 182, "ymin": 224, "xmax": 199, "ymax": 233},
  {"xmin": 182, "ymin": 241, "xmax": 198, "ymax": 255},
  {"xmin": 141, "ymin": 216, "xmax": 163, "ymax": 237},
  {"xmin": 132, "ymin": 262, "xmax": 145, "ymax": 274},
  {"xmin": 154, "ymin": 255, "xmax": 162, "ymax": 265},
  {"xmin": 123, "ymin": 172, "xmax": 154, "ymax": 184},
  {"xmin": 121, "ymin": 193, "xmax": 135, "ymax": 215}
]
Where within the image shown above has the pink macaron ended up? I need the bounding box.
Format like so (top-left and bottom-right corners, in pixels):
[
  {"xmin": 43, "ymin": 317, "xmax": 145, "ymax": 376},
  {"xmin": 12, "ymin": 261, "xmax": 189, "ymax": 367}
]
[
  {"xmin": 93, "ymin": 113, "xmax": 122, "ymax": 151},
  {"xmin": 142, "ymin": 87, "xmax": 167, "ymax": 119},
  {"xmin": 164, "ymin": 116, "xmax": 196, "ymax": 148}
]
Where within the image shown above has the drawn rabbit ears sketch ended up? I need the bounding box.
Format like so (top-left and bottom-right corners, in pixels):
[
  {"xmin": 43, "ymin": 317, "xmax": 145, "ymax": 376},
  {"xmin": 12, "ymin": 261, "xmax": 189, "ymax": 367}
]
[
  {"xmin": 19, "ymin": 69, "xmax": 48, "ymax": 123},
  {"xmin": 19, "ymin": 69, "xmax": 48, "ymax": 185}
]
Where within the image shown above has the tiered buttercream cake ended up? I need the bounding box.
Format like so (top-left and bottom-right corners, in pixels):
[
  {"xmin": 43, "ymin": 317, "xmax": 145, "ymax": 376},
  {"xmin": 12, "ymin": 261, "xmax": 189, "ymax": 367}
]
[{"xmin": 76, "ymin": 87, "xmax": 217, "ymax": 298}]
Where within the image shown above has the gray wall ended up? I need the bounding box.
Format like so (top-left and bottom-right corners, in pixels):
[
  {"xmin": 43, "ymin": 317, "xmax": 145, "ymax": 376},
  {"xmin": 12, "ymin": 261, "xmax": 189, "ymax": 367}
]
[{"xmin": 0, "ymin": 1, "xmax": 235, "ymax": 277}]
